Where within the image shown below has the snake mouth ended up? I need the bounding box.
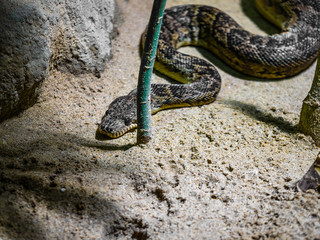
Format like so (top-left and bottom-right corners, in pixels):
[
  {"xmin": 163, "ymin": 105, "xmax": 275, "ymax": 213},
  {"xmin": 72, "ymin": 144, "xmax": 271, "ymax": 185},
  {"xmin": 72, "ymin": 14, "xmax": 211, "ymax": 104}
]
[{"xmin": 98, "ymin": 123, "xmax": 138, "ymax": 138}]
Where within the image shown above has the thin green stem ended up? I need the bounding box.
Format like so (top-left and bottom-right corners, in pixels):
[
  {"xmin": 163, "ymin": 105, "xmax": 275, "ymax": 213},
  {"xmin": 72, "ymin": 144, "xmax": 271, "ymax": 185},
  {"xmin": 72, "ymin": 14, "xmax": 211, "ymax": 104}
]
[{"xmin": 136, "ymin": 0, "xmax": 167, "ymax": 144}]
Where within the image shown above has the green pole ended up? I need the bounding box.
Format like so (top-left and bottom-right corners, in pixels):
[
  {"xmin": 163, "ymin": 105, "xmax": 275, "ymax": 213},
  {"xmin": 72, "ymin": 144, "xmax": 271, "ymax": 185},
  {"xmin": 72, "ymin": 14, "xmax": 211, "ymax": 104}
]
[{"xmin": 137, "ymin": 0, "xmax": 167, "ymax": 144}]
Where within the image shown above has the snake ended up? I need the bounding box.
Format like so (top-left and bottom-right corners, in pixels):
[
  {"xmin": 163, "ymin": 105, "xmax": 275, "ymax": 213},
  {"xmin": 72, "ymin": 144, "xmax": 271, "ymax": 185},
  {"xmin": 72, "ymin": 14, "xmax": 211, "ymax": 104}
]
[{"xmin": 99, "ymin": 0, "xmax": 320, "ymax": 138}]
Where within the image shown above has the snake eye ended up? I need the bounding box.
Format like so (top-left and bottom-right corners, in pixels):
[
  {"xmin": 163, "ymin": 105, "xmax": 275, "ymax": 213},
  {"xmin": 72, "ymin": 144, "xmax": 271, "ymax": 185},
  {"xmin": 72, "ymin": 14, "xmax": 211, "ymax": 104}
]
[
  {"xmin": 105, "ymin": 110, "xmax": 110, "ymax": 116},
  {"xmin": 124, "ymin": 117, "xmax": 132, "ymax": 126}
]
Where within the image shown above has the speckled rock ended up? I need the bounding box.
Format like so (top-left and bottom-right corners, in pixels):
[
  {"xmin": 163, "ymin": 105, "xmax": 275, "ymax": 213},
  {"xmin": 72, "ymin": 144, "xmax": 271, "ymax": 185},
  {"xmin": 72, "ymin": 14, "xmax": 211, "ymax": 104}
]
[
  {"xmin": 0, "ymin": 1, "xmax": 50, "ymax": 121},
  {"xmin": 299, "ymin": 54, "xmax": 320, "ymax": 147},
  {"xmin": 0, "ymin": 0, "xmax": 117, "ymax": 121},
  {"xmin": 296, "ymin": 152, "xmax": 320, "ymax": 192}
]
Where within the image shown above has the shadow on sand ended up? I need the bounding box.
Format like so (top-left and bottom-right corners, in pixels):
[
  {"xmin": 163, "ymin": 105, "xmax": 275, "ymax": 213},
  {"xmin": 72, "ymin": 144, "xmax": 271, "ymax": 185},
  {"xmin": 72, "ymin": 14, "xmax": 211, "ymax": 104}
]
[{"xmin": 0, "ymin": 126, "xmax": 145, "ymax": 239}]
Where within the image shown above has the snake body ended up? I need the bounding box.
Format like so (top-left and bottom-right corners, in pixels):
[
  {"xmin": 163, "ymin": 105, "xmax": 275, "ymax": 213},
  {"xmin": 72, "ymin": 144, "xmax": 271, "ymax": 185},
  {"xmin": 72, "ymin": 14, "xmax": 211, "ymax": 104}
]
[{"xmin": 99, "ymin": 0, "xmax": 320, "ymax": 138}]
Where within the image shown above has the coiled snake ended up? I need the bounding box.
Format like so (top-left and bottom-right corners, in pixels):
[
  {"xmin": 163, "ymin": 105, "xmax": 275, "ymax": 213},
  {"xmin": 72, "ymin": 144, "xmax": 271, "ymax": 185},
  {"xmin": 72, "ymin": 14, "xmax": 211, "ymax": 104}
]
[{"xmin": 99, "ymin": 0, "xmax": 320, "ymax": 138}]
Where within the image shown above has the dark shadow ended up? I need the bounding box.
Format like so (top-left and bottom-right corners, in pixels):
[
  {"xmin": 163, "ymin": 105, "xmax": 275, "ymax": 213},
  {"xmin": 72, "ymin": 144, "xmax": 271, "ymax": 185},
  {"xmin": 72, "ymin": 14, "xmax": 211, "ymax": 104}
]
[
  {"xmin": 240, "ymin": 0, "xmax": 280, "ymax": 35},
  {"xmin": 0, "ymin": 170, "xmax": 121, "ymax": 239},
  {"xmin": 0, "ymin": 129, "xmax": 135, "ymax": 161},
  {"xmin": 0, "ymin": 193, "xmax": 47, "ymax": 240},
  {"xmin": 222, "ymin": 99, "xmax": 297, "ymax": 134},
  {"xmin": 0, "ymin": 125, "xmax": 142, "ymax": 239}
]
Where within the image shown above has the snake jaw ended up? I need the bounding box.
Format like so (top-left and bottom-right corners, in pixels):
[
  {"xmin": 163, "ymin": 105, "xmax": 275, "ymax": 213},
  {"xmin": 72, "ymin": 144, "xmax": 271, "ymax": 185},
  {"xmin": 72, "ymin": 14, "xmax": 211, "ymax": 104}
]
[{"xmin": 98, "ymin": 123, "xmax": 137, "ymax": 138}]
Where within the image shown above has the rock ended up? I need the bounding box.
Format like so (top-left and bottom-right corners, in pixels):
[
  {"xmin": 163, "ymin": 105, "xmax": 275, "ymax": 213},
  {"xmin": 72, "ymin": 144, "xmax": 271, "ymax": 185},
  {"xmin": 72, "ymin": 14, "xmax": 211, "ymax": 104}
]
[
  {"xmin": 296, "ymin": 152, "xmax": 320, "ymax": 192},
  {"xmin": 49, "ymin": 0, "xmax": 118, "ymax": 76},
  {"xmin": 0, "ymin": 0, "xmax": 117, "ymax": 121},
  {"xmin": 0, "ymin": 1, "xmax": 50, "ymax": 121},
  {"xmin": 299, "ymin": 54, "xmax": 320, "ymax": 147}
]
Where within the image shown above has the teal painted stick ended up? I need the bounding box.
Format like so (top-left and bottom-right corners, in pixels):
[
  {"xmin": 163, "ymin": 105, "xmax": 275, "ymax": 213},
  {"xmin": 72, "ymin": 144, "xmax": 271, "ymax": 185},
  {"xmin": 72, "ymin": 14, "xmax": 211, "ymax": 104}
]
[{"xmin": 137, "ymin": 0, "xmax": 167, "ymax": 144}]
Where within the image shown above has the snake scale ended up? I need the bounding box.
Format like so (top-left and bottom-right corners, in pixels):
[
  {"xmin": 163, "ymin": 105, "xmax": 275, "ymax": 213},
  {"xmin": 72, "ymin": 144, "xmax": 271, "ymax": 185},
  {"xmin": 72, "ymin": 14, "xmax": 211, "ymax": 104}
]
[{"xmin": 99, "ymin": 0, "xmax": 320, "ymax": 138}]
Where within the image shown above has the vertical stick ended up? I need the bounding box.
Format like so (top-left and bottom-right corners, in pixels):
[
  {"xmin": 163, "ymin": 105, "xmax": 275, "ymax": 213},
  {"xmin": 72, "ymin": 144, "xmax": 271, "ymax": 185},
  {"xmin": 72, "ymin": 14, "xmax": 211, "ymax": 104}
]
[{"xmin": 137, "ymin": 0, "xmax": 167, "ymax": 144}]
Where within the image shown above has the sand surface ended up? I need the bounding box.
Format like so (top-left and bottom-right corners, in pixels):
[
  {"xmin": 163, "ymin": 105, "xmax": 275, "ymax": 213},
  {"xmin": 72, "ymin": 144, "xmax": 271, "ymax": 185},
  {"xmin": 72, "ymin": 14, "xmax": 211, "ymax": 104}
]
[{"xmin": 1, "ymin": 0, "xmax": 320, "ymax": 239}]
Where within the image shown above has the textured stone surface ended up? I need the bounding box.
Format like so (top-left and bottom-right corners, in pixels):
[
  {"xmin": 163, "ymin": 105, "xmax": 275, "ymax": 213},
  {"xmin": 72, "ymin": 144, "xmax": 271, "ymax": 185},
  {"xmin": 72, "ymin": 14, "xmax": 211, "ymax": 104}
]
[
  {"xmin": 0, "ymin": 0, "xmax": 116, "ymax": 121},
  {"xmin": 296, "ymin": 152, "xmax": 320, "ymax": 192},
  {"xmin": 49, "ymin": 0, "xmax": 117, "ymax": 76},
  {"xmin": 299, "ymin": 54, "xmax": 320, "ymax": 147},
  {"xmin": 0, "ymin": 1, "xmax": 50, "ymax": 120}
]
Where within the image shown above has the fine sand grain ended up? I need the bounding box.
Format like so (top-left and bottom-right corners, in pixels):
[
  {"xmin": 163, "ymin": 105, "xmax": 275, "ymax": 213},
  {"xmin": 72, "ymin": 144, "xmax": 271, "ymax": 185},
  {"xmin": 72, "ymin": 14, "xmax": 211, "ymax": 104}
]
[{"xmin": 1, "ymin": 0, "xmax": 319, "ymax": 239}]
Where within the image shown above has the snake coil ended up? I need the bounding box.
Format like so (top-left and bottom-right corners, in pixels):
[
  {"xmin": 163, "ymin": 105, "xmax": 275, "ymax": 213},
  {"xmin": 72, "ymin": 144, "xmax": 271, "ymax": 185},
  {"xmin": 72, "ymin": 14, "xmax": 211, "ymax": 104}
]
[{"xmin": 99, "ymin": 0, "xmax": 320, "ymax": 138}]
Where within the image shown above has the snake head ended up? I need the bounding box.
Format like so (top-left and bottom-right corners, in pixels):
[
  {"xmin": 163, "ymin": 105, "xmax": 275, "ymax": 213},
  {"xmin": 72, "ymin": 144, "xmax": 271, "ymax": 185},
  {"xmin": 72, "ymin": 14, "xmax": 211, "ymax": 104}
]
[{"xmin": 99, "ymin": 91, "xmax": 138, "ymax": 138}]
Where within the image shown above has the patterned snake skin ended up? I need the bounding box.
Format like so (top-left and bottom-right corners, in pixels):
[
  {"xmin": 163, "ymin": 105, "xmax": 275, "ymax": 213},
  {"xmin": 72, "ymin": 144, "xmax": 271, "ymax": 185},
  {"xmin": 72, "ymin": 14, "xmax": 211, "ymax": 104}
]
[{"xmin": 99, "ymin": 0, "xmax": 320, "ymax": 138}]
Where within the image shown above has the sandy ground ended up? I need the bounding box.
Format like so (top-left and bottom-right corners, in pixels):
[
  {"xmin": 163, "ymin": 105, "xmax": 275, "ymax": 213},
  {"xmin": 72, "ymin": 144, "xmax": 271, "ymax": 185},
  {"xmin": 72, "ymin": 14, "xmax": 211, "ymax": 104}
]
[{"xmin": 1, "ymin": 0, "xmax": 320, "ymax": 239}]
